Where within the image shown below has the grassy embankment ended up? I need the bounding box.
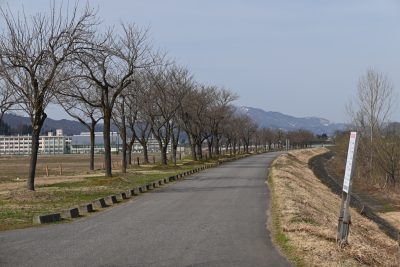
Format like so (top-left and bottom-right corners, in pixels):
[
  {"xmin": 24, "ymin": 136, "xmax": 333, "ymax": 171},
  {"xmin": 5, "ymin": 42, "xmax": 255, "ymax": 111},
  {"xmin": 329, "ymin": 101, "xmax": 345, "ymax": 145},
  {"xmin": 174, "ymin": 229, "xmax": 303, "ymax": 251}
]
[
  {"xmin": 268, "ymin": 148, "xmax": 399, "ymax": 267},
  {"xmin": 0, "ymin": 153, "xmax": 244, "ymax": 231}
]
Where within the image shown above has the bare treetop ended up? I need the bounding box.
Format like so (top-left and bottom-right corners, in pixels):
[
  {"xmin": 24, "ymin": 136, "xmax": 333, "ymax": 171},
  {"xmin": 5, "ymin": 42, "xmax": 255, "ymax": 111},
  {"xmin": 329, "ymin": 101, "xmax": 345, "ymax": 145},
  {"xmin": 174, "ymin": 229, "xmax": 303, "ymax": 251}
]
[
  {"xmin": 0, "ymin": 3, "xmax": 97, "ymax": 122},
  {"xmin": 0, "ymin": 3, "xmax": 98, "ymax": 190}
]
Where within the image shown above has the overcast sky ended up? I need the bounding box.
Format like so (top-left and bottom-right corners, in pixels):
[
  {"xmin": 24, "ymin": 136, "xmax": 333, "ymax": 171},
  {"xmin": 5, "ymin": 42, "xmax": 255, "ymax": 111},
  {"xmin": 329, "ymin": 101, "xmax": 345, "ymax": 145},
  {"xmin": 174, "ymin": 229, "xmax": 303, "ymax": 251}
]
[{"xmin": 2, "ymin": 0, "xmax": 400, "ymax": 123}]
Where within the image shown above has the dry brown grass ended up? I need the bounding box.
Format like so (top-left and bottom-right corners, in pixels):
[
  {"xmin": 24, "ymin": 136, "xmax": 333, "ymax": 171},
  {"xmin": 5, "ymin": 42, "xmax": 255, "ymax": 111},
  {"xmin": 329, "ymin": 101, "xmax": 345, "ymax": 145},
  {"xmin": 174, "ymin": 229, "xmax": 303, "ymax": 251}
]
[
  {"xmin": 379, "ymin": 212, "xmax": 400, "ymax": 231},
  {"xmin": 270, "ymin": 148, "xmax": 399, "ymax": 267},
  {"xmin": 0, "ymin": 152, "xmax": 175, "ymax": 183}
]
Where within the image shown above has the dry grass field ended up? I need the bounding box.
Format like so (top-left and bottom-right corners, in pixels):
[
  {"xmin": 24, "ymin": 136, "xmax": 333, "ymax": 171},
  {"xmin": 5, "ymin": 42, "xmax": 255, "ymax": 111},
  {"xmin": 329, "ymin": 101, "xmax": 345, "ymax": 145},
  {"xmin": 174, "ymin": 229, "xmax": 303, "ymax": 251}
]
[
  {"xmin": 0, "ymin": 153, "xmax": 174, "ymax": 182},
  {"xmin": 269, "ymin": 148, "xmax": 399, "ymax": 267}
]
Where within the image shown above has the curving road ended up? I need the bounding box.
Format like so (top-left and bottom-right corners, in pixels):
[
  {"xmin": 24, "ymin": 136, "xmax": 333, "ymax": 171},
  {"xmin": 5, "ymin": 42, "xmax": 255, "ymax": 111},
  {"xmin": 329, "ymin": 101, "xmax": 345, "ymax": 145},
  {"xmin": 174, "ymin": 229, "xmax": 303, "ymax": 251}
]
[{"xmin": 0, "ymin": 152, "xmax": 291, "ymax": 267}]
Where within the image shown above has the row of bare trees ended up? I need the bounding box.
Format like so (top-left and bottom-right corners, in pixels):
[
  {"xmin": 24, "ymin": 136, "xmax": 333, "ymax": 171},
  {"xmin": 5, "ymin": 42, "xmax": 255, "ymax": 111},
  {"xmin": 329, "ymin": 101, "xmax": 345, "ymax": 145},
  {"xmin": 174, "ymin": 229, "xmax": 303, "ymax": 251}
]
[
  {"xmin": 0, "ymin": 4, "xmax": 234, "ymax": 190},
  {"xmin": 0, "ymin": 3, "xmax": 318, "ymax": 191},
  {"xmin": 0, "ymin": 3, "xmax": 162, "ymax": 190}
]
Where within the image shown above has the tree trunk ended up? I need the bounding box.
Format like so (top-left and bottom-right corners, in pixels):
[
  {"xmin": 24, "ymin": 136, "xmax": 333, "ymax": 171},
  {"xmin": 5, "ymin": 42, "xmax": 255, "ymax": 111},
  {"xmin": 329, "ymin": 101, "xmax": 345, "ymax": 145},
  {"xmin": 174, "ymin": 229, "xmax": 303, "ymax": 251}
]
[
  {"xmin": 127, "ymin": 135, "xmax": 135, "ymax": 165},
  {"xmin": 197, "ymin": 141, "xmax": 203, "ymax": 160},
  {"xmin": 89, "ymin": 125, "xmax": 95, "ymax": 171},
  {"xmin": 160, "ymin": 145, "xmax": 167, "ymax": 165},
  {"xmin": 120, "ymin": 99, "xmax": 127, "ymax": 173},
  {"xmin": 103, "ymin": 110, "xmax": 112, "ymax": 177},
  {"xmin": 207, "ymin": 140, "xmax": 212, "ymax": 159},
  {"xmin": 127, "ymin": 145, "xmax": 132, "ymax": 165},
  {"xmin": 142, "ymin": 142, "xmax": 149, "ymax": 164},
  {"xmin": 226, "ymin": 142, "xmax": 231, "ymax": 155},
  {"xmin": 215, "ymin": 137, "xmax": 220, "ymax": 156},
  {"xmin": 27, "ymin": 112, "xmax": 46, "ymax": 191},
  {"xmin": 172, "ymin": 144, "xmax": 177, "ymax": 165},
  {"xmin": 120, "ymin": 125, "xmax": 127, "ymax": 173},
  {"xmin": 188, "ymin": 134, "xmax": 197, "ymax": 160},
  {"xmin": 191, "ymin": 143, "xmax": 197, "ymax": 160}
]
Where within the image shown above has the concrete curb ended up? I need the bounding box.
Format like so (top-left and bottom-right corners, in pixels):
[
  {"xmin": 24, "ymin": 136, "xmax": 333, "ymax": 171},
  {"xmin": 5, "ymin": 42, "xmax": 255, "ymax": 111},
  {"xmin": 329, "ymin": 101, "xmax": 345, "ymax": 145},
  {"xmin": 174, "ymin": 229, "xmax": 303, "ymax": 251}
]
[
  {"xmin": 139, "ymin": 186, "xmax": 147, "ymax": 193},
  {"xmin": 115, "ymin": 193, "xmax": 124, "ymax": 201},
  {"xmin": 33, "ymin": 213, "xmax": 61, "ymax": 224},
  {"xmin": 120, "ymin": 192, "xmax": 129, "ymax": 199},
  {"xmin": 93, "ymin": 198, "xmax": 108, "ymax": 209},
  {"xmin": 104, "ymin": 195, "xmax": 118, "ymax": 205},
  {"xmin": 146, "ymin": 184, "xmax": 154, "ymax": 190},
  {"xmin": 61, "ymin": 208, "xmax": 80, "ymax": 219},
  {"xmin": 78, "ymin": 203, "xmax": 94, "ymax": 214},
  {"xmin": 129, "ymin": 188, "xmax": 140, "ymax": 196}
]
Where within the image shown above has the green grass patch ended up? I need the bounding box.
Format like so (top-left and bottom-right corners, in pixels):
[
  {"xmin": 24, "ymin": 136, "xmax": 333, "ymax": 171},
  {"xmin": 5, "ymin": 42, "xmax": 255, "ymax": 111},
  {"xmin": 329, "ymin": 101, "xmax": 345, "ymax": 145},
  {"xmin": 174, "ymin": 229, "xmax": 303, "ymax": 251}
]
[{"xmin": 382, "ymin": 202, "xmax": 397, "ymax": 212}]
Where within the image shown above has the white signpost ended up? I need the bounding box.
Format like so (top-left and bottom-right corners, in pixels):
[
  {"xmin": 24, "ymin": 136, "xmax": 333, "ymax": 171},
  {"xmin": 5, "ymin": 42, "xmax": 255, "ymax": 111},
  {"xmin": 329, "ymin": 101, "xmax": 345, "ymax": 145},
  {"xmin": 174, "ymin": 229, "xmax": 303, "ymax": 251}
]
[{"xmin": 337, "ymin": 131, "xmax": 359, "ymax": 245}]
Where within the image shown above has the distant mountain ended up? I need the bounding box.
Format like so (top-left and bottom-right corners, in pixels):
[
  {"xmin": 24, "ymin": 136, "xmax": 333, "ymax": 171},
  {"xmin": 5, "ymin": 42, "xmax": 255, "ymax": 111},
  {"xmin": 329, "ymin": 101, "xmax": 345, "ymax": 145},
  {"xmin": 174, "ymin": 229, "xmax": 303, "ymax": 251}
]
[
  {"xmin": 2, "ymin": 113, "xmax": 117, "ymax": 136},
  {"xmin": 239, "ymin": 106, "xmax": 346, "ymax": 135},
  {"xmin": 2, "ymin": 107, "xmax": 346, "ymax": 136}
]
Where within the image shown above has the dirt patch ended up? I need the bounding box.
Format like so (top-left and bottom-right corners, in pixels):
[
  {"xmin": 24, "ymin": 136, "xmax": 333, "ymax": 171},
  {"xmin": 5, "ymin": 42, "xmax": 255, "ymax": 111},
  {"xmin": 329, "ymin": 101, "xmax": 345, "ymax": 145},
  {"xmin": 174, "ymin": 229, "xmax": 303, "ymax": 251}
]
[{"xmin": 269, "ymin": 148, "xmax": 399, "ymax": 267}]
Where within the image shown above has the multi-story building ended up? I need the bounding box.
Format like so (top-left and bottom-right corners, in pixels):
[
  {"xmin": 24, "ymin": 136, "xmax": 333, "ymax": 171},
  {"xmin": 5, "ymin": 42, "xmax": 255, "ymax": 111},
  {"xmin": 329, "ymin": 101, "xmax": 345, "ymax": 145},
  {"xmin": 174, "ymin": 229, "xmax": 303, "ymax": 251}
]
[
  {"xmin": 0, "ymin": 130, "xmax": 175, "ymax": 155},
  {"xmin": 70, "ymin": 132, "xmax": 121, "ymax": 154},
  {"xmin": 0, "ymin": 129, "xmax": 71, "ymax": 155}
]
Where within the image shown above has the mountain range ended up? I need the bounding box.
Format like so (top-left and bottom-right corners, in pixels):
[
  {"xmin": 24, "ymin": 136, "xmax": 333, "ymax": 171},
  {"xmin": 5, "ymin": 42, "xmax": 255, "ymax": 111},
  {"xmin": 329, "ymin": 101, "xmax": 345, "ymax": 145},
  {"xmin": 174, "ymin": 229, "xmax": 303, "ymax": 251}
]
[
  {"xmin": 1, "ymin": 113, "xmax": 117, "ymax": 136},
  {"xmin": 1, "ymin": 107, "xmax": 347, "ymax": 136},
  {"xmin": 239, "ymin": 106, "xmax": 346, "ymax": 135}
]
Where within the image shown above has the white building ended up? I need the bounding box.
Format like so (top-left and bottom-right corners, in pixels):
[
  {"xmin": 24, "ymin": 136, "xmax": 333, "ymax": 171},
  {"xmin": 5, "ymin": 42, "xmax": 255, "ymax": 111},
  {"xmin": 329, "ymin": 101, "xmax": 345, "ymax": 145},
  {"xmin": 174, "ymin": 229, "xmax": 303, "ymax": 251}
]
[
  {"xmin": 0, "ymin": 129, "xmax": 71, "ymax": 155},
  {"xmin": 70, "ymin": 132, "xmax": 170, "ymax": 154},
  {"xmin": 70, "ymin": 132, "xmax": 121, "ymax": 154},
  {"xmin": 0, "ymin": 129, "xmax": 175, "ymax": 155}
]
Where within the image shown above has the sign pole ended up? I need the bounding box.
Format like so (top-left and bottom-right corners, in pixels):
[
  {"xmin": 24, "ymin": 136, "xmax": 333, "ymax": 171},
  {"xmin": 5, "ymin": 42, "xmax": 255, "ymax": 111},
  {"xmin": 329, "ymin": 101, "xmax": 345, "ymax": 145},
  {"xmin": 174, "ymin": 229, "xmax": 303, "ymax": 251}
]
[{"xmin": 337, "ymin": 131, "xmax": 359, "ymax": 245}]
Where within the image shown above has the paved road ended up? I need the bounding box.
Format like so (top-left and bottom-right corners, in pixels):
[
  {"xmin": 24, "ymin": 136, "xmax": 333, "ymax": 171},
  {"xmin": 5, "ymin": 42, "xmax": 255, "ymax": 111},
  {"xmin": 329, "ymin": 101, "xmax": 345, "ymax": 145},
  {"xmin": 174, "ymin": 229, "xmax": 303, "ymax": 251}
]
[{"xmin": 0, "ymin": 152, "xmax": 291, "ymax": 267}]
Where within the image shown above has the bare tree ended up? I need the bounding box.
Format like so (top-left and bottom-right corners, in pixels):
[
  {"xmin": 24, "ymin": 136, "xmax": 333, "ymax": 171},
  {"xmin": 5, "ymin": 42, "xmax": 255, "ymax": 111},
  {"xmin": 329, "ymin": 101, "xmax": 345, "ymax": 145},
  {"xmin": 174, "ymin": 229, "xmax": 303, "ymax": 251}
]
[
  {"xmin": 124, "ymin": 91, "xmax": 139, "ymax": 165},
  {"xmin": 145, "ymin": 64, "xmax": 187, "ymax": 165},
  {"xmin": 347, "ymin": 69, "xmax": 395, "ymax": 179},
  {"xmin": 179, "ymin": 85, "xmax": 217, "ymax": 160},
  {"xmin": 63, "ymin": 23, "xmax": 154, "ymax": 176},
  {"xmin": 113, "ymin": 95, "xmax": 128, "ymax": 173},
  {"xmin": 373, "ymin": 127, "xmax": 400, "ymax": 188},
  {"xmin": 236, "ymin": 114, "xmax": 257, "ymax": 153},
  {"xmin": 56, "ymin": 87, "xmax": 102, "ymax": 171},
  {"xmin": 0, "ymin": 4, "xmax": 96, "ymax": 190},
  {"xmin": 168, "ymin": 67, "xmax": 192, "ymax": 164},
  {"xmin": 208, "ymin": 88, "xmax": 237, "ymax": 157},
  {"xmin": 0, "ymin": 78, "xmax": 16, "ymax": 130}
]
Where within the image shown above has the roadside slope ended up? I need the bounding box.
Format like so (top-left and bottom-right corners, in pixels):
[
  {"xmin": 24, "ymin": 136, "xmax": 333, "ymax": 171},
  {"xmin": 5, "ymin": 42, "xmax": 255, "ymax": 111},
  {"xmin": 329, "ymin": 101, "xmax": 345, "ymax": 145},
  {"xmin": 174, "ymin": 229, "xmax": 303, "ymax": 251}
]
[{"xmin": 269, "ymin": 148, "xmax": 398, "ymax": 267}]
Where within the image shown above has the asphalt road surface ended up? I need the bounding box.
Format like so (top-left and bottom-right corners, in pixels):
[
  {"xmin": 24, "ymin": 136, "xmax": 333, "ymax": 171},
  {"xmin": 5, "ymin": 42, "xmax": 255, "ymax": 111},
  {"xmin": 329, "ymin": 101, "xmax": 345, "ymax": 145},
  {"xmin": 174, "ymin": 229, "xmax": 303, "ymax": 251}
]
[{"xmin": 0, "ymin": 152, "xmax": 291, "ymax": 267}]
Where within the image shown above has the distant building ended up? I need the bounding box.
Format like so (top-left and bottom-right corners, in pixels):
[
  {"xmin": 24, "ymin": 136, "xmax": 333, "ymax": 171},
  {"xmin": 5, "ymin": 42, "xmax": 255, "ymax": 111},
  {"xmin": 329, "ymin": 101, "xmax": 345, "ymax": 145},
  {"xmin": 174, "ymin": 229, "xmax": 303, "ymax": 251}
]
[
  {"xmin": 71, "ymin": 132, "xmax": 170, "ymax": 154},
  {"xmin": 0, "ymin": 129, "xmax": 71, "ymax": 155},
  {"xmin": 70, "ymin": 132, "xmax": 121, "ymax": 154},
  {"xmin": 0, "ymin": 129, "xmax": 174, "ymax": 155}
]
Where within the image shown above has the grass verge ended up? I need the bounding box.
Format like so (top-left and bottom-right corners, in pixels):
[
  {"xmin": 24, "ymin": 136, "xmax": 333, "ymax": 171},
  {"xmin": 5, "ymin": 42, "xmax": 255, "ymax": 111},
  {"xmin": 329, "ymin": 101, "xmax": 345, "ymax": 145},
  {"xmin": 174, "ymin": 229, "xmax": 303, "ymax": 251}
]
[
  {"xmin": 268, "ymin": 148, "xmax": 399, "ymax": 267},
  {"xmin": 268, "ymin": 168, "xmax": 306, "ymax": 267}
]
